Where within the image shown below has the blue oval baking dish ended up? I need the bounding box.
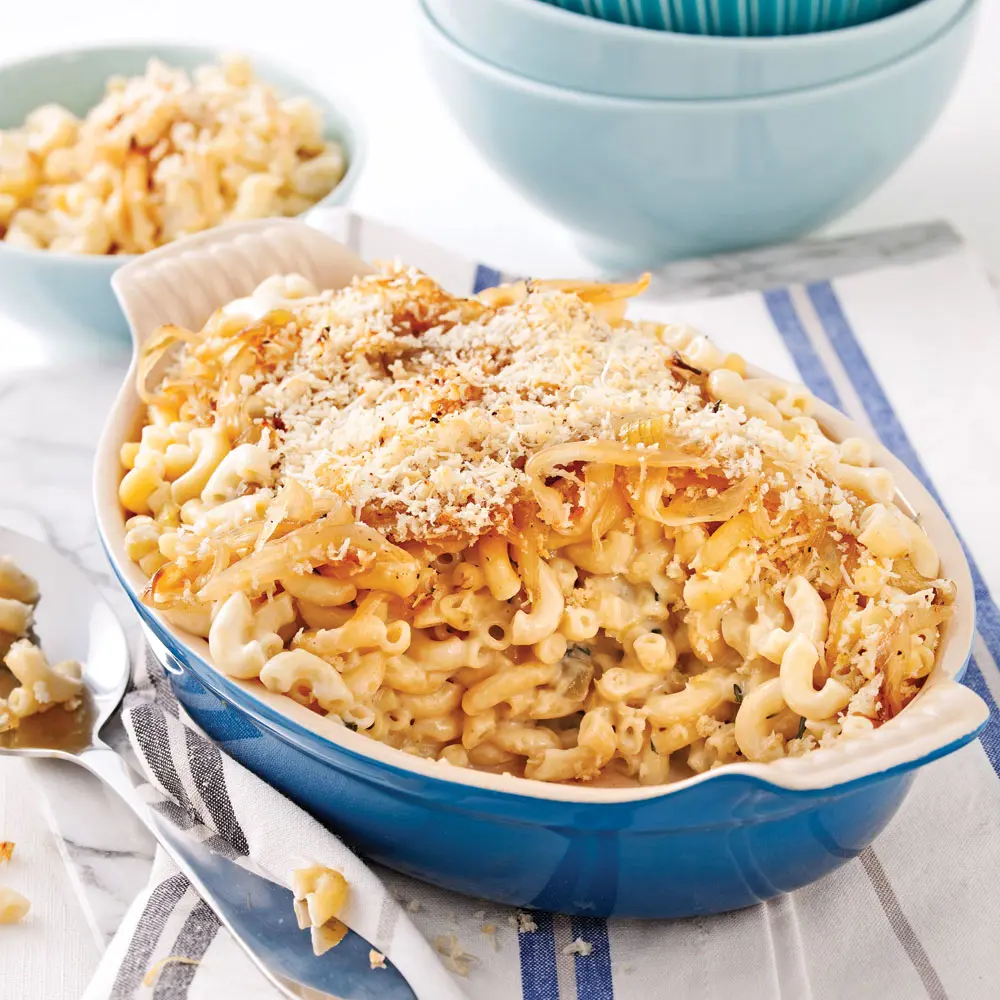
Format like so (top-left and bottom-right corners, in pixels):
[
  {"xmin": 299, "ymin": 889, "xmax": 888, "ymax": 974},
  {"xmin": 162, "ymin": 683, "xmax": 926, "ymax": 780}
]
[{"xmin": 93, "ymin": 219, "xmax": 988, "ymax": 917}]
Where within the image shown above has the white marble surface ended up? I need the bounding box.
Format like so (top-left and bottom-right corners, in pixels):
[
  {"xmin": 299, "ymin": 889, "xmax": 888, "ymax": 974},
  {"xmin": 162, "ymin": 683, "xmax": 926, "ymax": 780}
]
[
  {"xmin": 2, "ymin": 1, "xmax": 1000, "ymax": 996},
  {"xmin": 0, "ymin": 365, "xmax": 157, "ymax": 985},
  {"xmin": 0, "ymin": 759, "xmax": 100, "ymax": 1000}
]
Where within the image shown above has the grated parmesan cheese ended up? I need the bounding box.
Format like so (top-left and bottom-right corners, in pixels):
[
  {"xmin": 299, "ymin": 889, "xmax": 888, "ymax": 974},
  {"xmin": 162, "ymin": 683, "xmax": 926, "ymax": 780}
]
[{"xmin": 228, "ymin": 266, "xmax": 838, "ymax": 544}]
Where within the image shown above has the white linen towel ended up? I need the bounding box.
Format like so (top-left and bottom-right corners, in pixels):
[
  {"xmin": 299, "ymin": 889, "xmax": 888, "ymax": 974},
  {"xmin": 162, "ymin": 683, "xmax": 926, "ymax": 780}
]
[{"xmin": 86, "ymin": 216, "xmax": 1000, "ymax": 1000}]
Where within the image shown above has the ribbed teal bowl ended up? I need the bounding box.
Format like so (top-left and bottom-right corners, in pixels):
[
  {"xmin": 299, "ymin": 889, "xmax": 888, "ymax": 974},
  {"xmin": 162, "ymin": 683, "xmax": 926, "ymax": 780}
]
[
  {"xmin": 0, "ymin": 44, "xmax": 365, "ymax": 348},
  {"xmin": 426, "ymin": 0, "xmax": 965, "ymax": 98},
  {"xmin": 541, "ymin": 0, "xmax": 923, "ymax": 35}
]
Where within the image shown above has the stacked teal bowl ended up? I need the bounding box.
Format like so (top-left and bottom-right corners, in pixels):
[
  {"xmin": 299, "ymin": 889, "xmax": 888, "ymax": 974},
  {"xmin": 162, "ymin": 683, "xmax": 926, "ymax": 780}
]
[{"xmin": 419, "ymin": 0, "xmax": 977, "ymax": 268}]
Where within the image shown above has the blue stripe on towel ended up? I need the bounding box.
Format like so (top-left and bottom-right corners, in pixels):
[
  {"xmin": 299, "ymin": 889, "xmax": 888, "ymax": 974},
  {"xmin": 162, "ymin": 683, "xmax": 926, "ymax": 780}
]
[
  {"xmin": 571, "ymin": 916, "xmax": 615, "ymax": 999},
  {"xmin": 766, "ymin": 280, "xmax": 1000, "ymax": 777},
  {"xmin": 762, "ymin": 288, "xmax": 844, "ymax": 410},
  {"xmin": 961, "ymin": 663, "xmax": 1000, "ymax": 777},
  {"xmin": 805, "ymin": 281, "xmax": 1000, "ymax": 664},
  {"xmin": 518, "ymin": 912, "xmax": 560, "ymax": 1000},
  {"xmin": 473, "ymin": 264, "xmax": 503, "ymax": 294}
]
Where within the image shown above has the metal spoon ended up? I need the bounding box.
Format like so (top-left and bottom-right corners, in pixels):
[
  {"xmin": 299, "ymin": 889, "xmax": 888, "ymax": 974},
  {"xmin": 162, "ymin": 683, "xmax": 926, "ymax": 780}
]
[{"xmin": 0, "ymin": 526, "xmax": 417, "ymax": 1000}]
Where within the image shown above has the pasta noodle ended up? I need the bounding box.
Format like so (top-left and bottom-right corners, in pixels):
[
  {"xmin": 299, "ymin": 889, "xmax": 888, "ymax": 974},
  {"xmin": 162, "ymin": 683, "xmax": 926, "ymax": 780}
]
[
  {"xmin": 118, "ymin": 266, "xmax": 954, "ymax": 784},
  {"xmin": 1, "ymin": 556, "xmax": 84, "ymax": 734}
]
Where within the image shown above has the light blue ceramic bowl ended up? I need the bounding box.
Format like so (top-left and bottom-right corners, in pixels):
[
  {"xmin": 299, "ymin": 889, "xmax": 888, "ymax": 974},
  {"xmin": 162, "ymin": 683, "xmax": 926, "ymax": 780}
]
[
  {"xmin": 92, "ymin": 221, "xmax": 988, "ymax": 915},
  {"xmin": 543, "ymin": 0, "xmax": 920, "ymax": 35},
  {"xmin": 0, "ymin": 45, "xmax": 365, "ymax": 347},
  {"xmin": 425, "ymin": 0, "xmax": 966, "ymax": 98},
  {"xmin": 420, "ymin": 0, "xmax": 977, "ymax": 269}
]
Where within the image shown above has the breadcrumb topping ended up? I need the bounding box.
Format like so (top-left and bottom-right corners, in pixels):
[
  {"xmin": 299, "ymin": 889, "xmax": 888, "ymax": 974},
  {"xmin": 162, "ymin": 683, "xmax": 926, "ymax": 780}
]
[{"xmin": 239, "ymin": 266, "xmax": 833, "ymax": 544}]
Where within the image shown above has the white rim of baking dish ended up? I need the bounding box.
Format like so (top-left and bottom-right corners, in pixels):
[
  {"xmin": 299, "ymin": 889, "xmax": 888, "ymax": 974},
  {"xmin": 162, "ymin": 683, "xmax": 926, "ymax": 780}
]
[{"xmin": 92, "ymin": 218, "xmax": 988, "ymax": 803}]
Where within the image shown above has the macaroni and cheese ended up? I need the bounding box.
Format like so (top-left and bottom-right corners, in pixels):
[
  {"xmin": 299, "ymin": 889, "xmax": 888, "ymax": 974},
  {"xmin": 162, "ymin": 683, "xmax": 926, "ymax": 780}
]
[
  {"xmin": 119, "ymin": 268, "xmax": 954, "ymax": 785},
  {"xmin": 0, "ymin": 56, "xmax": 346, "ymax": 254},
  {"xmin": 0, "ymin": 556, "xmax": 84, "ymax": 733}
]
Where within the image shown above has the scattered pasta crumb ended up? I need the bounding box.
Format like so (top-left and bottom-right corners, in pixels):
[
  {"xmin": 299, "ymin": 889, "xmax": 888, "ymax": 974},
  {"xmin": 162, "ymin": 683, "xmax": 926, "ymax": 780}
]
[
  {"xmin": 480, "ymin": 922, "xmax": 500, "ymax": 952},
  {"xmin": 562, "ymin": 938, "xmax": 593, "ymax": 957},
  {"xmin": 434, "ymin": 934, "xmax": 478, "ymax": 977},
  {"xmin": 290, "ymin": 864, "xmax": 350, "ymax": 957},
  {"xmin": 516, "ymin": 911, "xmax": 538, "ymax": 933},
  {"xmin": 311, "ymin": 919, "xmax": 349, "ymax": 956},
  {"xmin": 142, "ymin": 955, "xmax": 201, "ymax": 987},
  {"xmin": 369, "ymin": 949, "xmax": 386, "ymax": 970},
  {"xmin": 406, "ymin": 898, "xmax": 422, "ymax": 914},
  {"xmin": 0, "ymin": 841, "xmax": 28, "ymax": 926},
  {"xmin": 0, "ymin": 886, "xmax": 29, "ymax": 925}
]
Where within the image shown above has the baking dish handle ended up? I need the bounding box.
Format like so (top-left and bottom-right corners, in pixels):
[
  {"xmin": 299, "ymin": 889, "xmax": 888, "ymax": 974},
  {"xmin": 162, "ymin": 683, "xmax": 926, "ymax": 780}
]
[
  {"xmin": 110, "ymin": 217, "xmax": 374, "ymax": 349},
  {"xmin": 753, "ymin": 675, "xmax": 989, "ymax": 794}
]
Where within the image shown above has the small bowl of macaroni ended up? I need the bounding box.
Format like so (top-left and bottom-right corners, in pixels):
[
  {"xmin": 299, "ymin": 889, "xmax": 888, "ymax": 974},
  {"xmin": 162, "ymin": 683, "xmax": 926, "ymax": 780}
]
[
  {"xmin": 0, "ymin": 44, "xmax": 364, "ymax": 345},
  {"xmin": 94, "ymin": 218, "xmax": 988, "ymax": 917}
]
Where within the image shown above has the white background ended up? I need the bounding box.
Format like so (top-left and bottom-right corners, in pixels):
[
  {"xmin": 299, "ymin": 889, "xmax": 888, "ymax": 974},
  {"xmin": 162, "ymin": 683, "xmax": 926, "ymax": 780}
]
[
  {"xmin": 1, "ymin": 0, "xmax": 999, "ymax": 297},
  {"xmin": 1, "ymin": 1, "xmax": 999, "ymax": 998}
]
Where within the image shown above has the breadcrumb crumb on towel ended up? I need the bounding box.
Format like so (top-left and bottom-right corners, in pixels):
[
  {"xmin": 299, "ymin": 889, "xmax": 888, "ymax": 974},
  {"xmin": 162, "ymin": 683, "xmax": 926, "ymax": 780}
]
[{"xmin": 434, "ymin": 934, "xmax": 478, "ymax": 977}]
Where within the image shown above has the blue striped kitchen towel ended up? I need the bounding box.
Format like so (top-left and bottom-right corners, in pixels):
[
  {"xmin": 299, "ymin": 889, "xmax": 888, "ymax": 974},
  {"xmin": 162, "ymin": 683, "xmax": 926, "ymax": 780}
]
[{"xmin": 85, "ymin": 214, "xmax": 1000, "ymax": 1000}]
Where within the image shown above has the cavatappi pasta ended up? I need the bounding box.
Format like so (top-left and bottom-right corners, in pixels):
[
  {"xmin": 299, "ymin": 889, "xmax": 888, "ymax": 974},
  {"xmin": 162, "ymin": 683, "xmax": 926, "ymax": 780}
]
[{"xmin": 118, "ymin": 267, "xmax": 954, "ymax": 784}]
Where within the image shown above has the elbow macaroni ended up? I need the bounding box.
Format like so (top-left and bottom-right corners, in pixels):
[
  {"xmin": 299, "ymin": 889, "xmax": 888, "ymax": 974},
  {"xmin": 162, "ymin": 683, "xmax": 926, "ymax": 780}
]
[
  {"xmin": 0, "ymin": 886, "xmax": 30, "ymax": 925},
  {"xmin": 0, "ymin": 57, "xmax": 346, "ymax": 255},
  {"xmin": 1, "ymin": 558, "xmax": 84, "ymax": 734},
  {"xmin": 290, "ymin": 865, "xmax": 350, "ymax": 957},
  {"xmin": 119, "ymin": 267, "xmax": 954, "ymax": 785}
]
